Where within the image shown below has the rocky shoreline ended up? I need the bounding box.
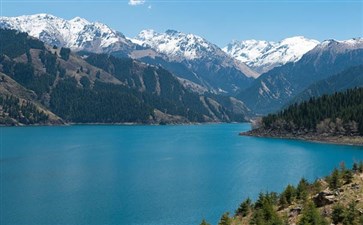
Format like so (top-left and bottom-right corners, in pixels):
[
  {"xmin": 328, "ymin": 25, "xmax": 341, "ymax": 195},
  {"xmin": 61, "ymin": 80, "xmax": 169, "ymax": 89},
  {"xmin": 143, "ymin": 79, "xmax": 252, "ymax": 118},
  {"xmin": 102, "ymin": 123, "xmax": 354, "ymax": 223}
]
[{"xmin": 240, "ymin": 128, "xmax": 363, "ymax": 146}]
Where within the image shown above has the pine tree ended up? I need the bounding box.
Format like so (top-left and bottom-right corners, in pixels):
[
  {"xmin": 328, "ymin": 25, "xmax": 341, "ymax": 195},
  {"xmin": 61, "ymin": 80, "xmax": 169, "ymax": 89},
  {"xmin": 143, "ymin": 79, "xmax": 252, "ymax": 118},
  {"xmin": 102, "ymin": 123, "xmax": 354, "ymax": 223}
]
[
  {"xmin": 328, "ymin": 168, "xmax": 342, "ymax": 190},
  {"xmin": 218, "ymin": 212, "xmax": 232, "ymax": 225},
  {"xmin": 236, "ymin": 198, "xmax": 252, "ymax": 217},
  {"xmin": 298, "ymin": 201, "xmax": 328, "ymax": 225},
  {"xmin": 332, "ymin": 204, "xmax": 345, "ymax": 224},
  {"xmin": 199, "ymin": 219, "xmax": 210, "ymax": 225},
  {"xmin": 296, "ymin": 178, "xmax": 309, "ymax": 201},
  {"xmin": 343, "ymin": 201, "xmax": 360, "ymax": 225}
]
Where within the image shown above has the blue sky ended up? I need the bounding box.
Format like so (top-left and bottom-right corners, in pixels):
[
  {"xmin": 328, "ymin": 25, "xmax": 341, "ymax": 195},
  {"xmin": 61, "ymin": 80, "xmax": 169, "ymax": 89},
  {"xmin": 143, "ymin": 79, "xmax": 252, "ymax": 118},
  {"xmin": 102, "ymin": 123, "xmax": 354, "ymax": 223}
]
[{"xmin": 1, "ymin": 0, "xmax": 363, "ymax": 46}]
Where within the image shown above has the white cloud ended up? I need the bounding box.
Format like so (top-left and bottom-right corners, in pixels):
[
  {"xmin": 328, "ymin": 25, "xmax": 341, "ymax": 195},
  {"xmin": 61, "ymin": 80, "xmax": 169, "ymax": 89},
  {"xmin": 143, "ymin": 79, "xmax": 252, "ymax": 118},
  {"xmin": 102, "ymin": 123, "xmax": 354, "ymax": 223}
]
[
  {"xmin": 128, "ymin": 0, "xmax": 146, "ymax": 6},
  {"xmin": 148, "ymin": 5, "xmax": 152, "ymax": 9}
]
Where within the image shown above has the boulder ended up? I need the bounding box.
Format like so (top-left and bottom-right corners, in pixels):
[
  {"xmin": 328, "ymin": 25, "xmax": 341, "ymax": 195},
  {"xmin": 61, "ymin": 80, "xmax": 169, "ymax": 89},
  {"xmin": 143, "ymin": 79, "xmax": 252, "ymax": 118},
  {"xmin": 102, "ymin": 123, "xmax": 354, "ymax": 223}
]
[
  {"xmin": 289, "ymin": 207, "xmax": 302, "ymax": 217},
  {"xmin": 313, "ymin": 191, "xmax": 335, "ymax": 207}
]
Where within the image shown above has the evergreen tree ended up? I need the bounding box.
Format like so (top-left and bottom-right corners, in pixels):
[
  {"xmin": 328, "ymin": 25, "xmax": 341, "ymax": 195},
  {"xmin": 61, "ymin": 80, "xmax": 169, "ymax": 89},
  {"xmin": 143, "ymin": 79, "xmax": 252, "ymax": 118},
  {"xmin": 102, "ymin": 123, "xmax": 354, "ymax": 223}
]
[
  {"xmin": 343, "ymin": 201, "xmax": 360, "ymax": 225},
  {"xmin": 281, "ymin": 185, "xmax": 296, "ymax": 205},
  {"xmin": 60, "ymin": 47, "xmax": 71, "ymax": 61},
  {"xmin": 332, "ymin": 204, "xmax": 345, "ymax": 224},
  {"xmin": 218, "ymin": 212, "xmax": 232, "ymax": 225},
  {"xmin": 298, "ymin": 201, "xmax": 328, "ymax": 225},
  {"xmin": 296, "ymin": 178, "xmax": 309, "ymax": 201},
  {"xmin": 235, "ymin": 198, "xmax": 252, "ymax": 217},
  {"xmin": 328, "ymin": 168, "xmax": 342, "ymax": 190},
  {"xmin": 199, "ymin": 219, "xmax": 210, "ymax": 225}
]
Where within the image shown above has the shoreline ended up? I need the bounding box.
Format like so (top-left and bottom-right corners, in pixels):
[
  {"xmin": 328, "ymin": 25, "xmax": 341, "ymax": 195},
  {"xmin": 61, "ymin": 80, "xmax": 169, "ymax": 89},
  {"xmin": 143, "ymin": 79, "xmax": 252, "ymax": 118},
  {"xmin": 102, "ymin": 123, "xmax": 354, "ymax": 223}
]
[
  {"xmin": 0, "ymin": 121, "xmax": 243, "ymax": 128},
  {"xmin": 240, "ymin": 130, "xmax": 363, "ymax": 147}
]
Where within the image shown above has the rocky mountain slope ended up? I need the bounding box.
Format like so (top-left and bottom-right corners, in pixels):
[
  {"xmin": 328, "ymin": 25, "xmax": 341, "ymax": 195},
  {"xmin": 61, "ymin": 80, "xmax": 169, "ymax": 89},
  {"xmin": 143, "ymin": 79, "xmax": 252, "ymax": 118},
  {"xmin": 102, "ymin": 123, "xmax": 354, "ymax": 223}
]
[
  {"xmin": 237, "ymin": 38, "xmax": 363, "ymax": 115},
  {"xmin": 132, "ymin": 29, "xmax": 257, "ymax": 94},
  {"xmin": 291, "ymin": 65, "xmax": 363, "ymax": 104}
]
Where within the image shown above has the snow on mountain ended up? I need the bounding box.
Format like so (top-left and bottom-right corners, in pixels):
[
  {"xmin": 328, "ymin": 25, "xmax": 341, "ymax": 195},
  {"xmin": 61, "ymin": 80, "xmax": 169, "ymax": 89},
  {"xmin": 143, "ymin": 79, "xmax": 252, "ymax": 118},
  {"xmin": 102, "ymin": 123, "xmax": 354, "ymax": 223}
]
[
  {"xmin": 223, "ymin": 36, "xmax": 320, "ymax": 74},
  {"xmin": 136, "ymin": 29, "xmax": 224, "ymax": 60},
  {"xmin": 134, "ymin": 29, "xmax": 258, "ymax": 78},
  {"xmin": 0, "ymin": 13, "xmax": 135, "ymax": 53},
  {"xmin": 310, "ymin": 38, "xmax": 363, "ymax": 54}
]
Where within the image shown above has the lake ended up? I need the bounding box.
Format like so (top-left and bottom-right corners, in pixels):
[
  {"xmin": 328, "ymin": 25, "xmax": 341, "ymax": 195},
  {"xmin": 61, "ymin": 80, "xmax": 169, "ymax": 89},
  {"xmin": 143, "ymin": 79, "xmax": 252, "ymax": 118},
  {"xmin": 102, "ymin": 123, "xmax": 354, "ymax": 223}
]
[{"xmin": 1, "ymin": 123, "xmax": 363, "ymax": 225}]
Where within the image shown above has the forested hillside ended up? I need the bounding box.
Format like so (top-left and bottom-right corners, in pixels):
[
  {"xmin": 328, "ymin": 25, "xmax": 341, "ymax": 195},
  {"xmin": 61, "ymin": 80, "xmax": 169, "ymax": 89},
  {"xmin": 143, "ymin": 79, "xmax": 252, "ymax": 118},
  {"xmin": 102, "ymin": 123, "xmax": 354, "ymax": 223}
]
[
  {"xmin": 262, "ymin": 88, "xmax": 363, "ymax": 135},
  {"xmin": 0, "ymin": 29, "xmax": 247, "ymax": 125},
  {"xmin": 242, "ymin": 88, "xmax": 363, "ymax": 145}
]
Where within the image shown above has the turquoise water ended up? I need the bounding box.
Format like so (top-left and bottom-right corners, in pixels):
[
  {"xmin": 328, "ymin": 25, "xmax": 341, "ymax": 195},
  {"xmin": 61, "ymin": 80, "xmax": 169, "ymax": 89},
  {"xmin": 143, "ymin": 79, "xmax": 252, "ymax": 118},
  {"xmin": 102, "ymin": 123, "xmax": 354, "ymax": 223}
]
[{"xmin": 1, "ymin": 123, "xmax": 363, "ymax": 225}]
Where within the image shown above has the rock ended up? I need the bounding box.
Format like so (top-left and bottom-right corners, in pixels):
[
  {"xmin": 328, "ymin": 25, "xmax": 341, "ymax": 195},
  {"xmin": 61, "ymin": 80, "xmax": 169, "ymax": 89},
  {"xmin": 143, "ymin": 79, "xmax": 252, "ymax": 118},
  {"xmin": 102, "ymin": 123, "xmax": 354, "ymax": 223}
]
[
  {"xmin": 313, "ymin": 191, "xmax": 335, "ymax": 207},
  {"xmin": 289, "ymin": 207, "xmax": 302, "ymax": 217},
  {"xmin": 351, "ymin": 183, "xmax": 360, "ymax": 190}
]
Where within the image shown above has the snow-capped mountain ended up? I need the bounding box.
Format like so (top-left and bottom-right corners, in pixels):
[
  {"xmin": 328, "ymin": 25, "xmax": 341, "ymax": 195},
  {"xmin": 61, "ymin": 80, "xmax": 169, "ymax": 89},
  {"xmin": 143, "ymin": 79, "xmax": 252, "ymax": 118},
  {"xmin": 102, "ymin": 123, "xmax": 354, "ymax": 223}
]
[
  {"xmin": 0, "ymin": 14, "xmax": 136, "ymax": 53},
  {"xmin": 0, "ymin": 14, "xmax": 256, "ymax": 94},
  {"xmin": 131, "ymin": 29, "xmax": 258, "ymax": 93},
  {"xmin": 136, "ymin": 29, "xmax": 227, "ymax": 60},
  {"xmin": 134, "ymin": 29, "xmax": 257, "ymax": 77},
  {"xmin": 223, "ymin": 36, "xmax": 320, "ymax": 74},
  {"xmin": 237, "ymin": 38, "xmax": 363, "ymax": 114},
  {"xmin": 308, "ymin": 38, "xmax": 363, "ymax": 54}
]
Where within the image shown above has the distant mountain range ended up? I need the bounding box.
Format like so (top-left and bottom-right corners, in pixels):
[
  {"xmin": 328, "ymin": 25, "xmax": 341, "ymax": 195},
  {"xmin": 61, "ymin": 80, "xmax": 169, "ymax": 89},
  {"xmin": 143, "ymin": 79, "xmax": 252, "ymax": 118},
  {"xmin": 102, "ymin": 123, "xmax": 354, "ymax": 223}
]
[
  {"xmin": 1, "ymin": 13, "xmax": 363, "ymax": 119},
  {"xmin": 0, "ymin": 14, "xmax": 255, "ymax": 94},
  {"xmin": 223, "ymin": 36, "xmax": 319, "ymax": 74},
  {"xmin": 238, "ymin": 38, "xmax": 363, "ymax": 114},
  {"xmin": 0, "ymin": 29, "xmax": 249, "ymax": 125}
]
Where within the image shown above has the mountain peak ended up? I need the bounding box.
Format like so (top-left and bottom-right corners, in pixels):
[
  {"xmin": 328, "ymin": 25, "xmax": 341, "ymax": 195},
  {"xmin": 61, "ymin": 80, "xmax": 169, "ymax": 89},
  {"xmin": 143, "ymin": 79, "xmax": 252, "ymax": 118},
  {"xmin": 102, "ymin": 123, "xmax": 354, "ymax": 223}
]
[
  {"xmin": 69, "ymin": 16, "xmax": 90, "ymax": 24},
  {"xmin": 135, "ymin": 29, "xmax": 217, "ymax": 60},
  {"xmin": 0, "ymin": 14, "xmax": 135, "ymax": 53},
  {"xmin": 280, "ymin": 36, "xmax": 316, "ymax": 44},
  {"xmin": 165, "ymin": 29, "xmax": 180, "ymax": 35},
  {"xmin": 311, "ymin": 37, "xmax": 363, "ymax": 54},
  {"xmin": 29, "ymin": 13, "xmax": 58, "ymax": 19},
  {"xmin": 137, "ymin": 29, "xmax": 159, "ymax": 40}
]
